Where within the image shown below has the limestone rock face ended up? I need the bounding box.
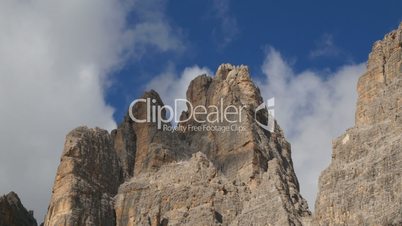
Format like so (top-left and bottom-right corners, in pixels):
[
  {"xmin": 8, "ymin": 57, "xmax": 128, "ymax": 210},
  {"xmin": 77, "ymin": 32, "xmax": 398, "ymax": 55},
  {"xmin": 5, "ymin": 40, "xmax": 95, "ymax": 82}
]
[
  {"xmin": 114, "ymin": 151, "xmax": 306, "ymax": 226},
  {"xmin": 115, "ymin": 152, "xmax": 234, "ymax": 226},
  {"xmin": 115, "ymin": 64, "xmax": 310, "ymax": 226},
  {"xmin": 356, "ymin": 23, "xmax": 402, "ymax": 126},
  {"xmin": 44, "ymin": 127, "xmax": 122, "ymax": 226},
  {"xmin": 0, "ymin": 192, "xmax": 37, "ymax": 226},
  {"xmin": 129, "ymin": 90, "xmax": 190, "ymax": 176},
  {"xmin": 314, "ymin": 23, "xmax": 402, "ymax": 225},
  {"xmin": 112, "ymin": 115, "xmax": 136, "ymax": 180},
  {"xmin": 45, "ymin": 64, "xmax": 310, "ymax": 225}
]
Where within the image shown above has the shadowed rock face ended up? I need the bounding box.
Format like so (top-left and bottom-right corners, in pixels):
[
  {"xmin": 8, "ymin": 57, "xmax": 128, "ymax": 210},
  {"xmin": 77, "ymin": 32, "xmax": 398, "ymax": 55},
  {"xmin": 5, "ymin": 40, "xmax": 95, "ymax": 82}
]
[
  {"xmin": 314, "ymin": 23, "xmax": 402, "ymax": 225},
  {"xmin": 44, "ymin": 64, "xmax": 310, "ymax": 226},
  {"xmin": 128, "ymin": 90, "xmax": 191, "ymax": 176},
  {"xmin": 0, "ymin": 192, "xmax": 37, "ymax": 226}
]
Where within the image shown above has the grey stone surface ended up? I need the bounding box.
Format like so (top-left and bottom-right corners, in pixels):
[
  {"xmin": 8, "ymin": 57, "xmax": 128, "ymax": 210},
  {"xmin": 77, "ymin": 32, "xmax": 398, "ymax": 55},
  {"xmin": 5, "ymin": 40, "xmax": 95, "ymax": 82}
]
[
  {"xmin": 314, "ymin": 23, "xmax": 402, "ymax": 226},
  {"xmin": 45, "ymin": 64, "xmax": 310, "ymax": 226},
  {"xmin": 114, "ymin": 64, "xmax": 310, "ymax": 226},
  {"xmin": 44, "ymin": 127, "xmax": 121, "ymax": 226}
]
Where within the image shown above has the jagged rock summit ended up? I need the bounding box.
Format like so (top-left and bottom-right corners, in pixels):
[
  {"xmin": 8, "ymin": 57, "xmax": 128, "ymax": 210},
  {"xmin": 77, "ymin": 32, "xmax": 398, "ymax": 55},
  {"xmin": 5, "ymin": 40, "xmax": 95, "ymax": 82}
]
[
  {"xmin": 44, "ymin": 64, "xmax": 310, "ymax": 226},
  {"xmin": 34, "ymin": 23, "xmax": 402, "ymax": 226},
  {"xmin": 0, "ymin": 192, "xmax": 37, "ymax": 226},
  {"xmin": 314, "ymin": 23, "xmax": 402, "ymax": 225}
]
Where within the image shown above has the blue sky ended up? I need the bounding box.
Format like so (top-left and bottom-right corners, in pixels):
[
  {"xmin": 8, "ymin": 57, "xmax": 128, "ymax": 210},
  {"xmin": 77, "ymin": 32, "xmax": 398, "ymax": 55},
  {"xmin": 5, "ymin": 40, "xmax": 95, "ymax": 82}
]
[
  {"xmin": 107, "ymin": 0, "xmax": 402, "ymax": 122},
  {"xmin": 0, "ymin": 0, "xmax": 401, "ymax": 221}
]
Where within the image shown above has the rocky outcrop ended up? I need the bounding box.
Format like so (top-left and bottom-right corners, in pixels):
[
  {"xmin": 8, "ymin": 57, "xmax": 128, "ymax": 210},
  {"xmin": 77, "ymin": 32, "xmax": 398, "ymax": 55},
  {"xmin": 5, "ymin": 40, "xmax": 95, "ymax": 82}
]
[
  {"xmin": 356, "ymin": 23, "xmax": 402, "ymax": 127},
  {"xmin": 34, "ymin": 23, "xmax": 402, "ymax": 226},
  {"xmin": 128, "ymin": 90, "xmax": 190, "ymax": 176},
  {"xmin": 113, "ymin": 64, "xmax": 310, "ymax": 226},
  {"xmin": 115, "ymin": 152, "xmax": 236, "ymax": 226},
  {"xmin": 115, "ymin": 151, "xmax": 309, "ymax": 226},
  {"xmin": 0, "ymin": 192, "xmax": 37, "ymax": 226},
  {"xmin": 43, "ymin": 92, "xmax": 190, "ymax": 226},
  {"xmin": 44, "ymin": 64, "xmax": 310, "ymax": 225},
  {"xmin": 314, "ymin": 23, "xmax": 402, "ymax": 225},
  {"xmin": 112, "ymin": 114, "xmax": 136, "ymax": 180},
  {"xmin": 44, "ymin": 127, "xmax": 122, "ymax": 226}
]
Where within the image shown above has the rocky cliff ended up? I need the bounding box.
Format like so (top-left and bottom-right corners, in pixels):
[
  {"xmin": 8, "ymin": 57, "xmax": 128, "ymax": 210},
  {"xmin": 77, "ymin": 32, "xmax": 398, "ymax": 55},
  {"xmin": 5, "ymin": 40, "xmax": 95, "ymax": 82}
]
[
  {"xmin": 0, "ymin": 192, "xmax": 37, "ymax": 226},
  {"xmin": 314, "ymin": 23, "xmax": 402, "ymax": 225},
  {"xmin": 44, "ymin": 64, "xmax": 310, "ymax": 226},
  {"xmin": 114, "ymin": 65, "xmax": 310, "ymax": 226},
  {"xmin": 38, "ymin": 24, "xmax": 402, "ymax": 226},
  {"xmin": 44, "ymin": 127, "xmax": 122, "ymax": 226}
]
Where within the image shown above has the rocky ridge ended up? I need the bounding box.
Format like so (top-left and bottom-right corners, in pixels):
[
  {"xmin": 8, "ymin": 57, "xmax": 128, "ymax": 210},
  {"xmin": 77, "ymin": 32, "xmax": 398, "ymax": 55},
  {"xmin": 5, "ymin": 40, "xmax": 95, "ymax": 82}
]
[
  {"xmin": 0, "ymin": 192, "xmax": 37, "ymax": 226},
  {"xmin": 39, "ymin": 23, "xmax": 402, "ymax": 226},
  {"xmin": 114, "ymin": 64, "xmax": 310, "ymax": 226},
  {"xmin": 44, "ymin": 64, "xmax": 310, "ymax": 226}
]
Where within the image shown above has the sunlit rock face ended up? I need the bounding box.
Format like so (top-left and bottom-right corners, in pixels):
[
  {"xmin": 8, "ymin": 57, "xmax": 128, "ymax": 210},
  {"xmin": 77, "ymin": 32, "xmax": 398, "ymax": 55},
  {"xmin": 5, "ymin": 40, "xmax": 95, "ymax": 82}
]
[
  {"xmin": 44, "ymin": 64, "xmax": 310, "ymax": 226},
  {"xmin": 114, "ymin": 64, "xmax": 310, "ymax": 226},
  {"xmin": 314, "ymin": 23, "xmax": 402, "ymax": 225},
  {"xmin": 44, "ymin": 127, "xmax": 121, "ymax": 226},
  {"xmin": 355, "ymin": 23, "xmax": 402, "ymax": 127}
]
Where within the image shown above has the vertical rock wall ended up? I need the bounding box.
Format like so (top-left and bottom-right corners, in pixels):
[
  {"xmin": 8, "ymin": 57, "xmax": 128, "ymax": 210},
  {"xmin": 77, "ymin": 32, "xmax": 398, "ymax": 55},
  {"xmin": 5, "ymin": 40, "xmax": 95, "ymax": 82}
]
[{"xmin": 314, "ymin": 23, "xmax": 402, "ymax": 226}]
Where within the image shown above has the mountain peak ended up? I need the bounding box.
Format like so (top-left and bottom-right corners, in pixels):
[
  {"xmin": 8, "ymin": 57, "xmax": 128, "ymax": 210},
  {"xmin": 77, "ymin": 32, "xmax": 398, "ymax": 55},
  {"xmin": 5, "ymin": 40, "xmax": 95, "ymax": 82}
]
[{"xmin": 44, "ymin": 64, "xmax": 310, "ymax": 226}]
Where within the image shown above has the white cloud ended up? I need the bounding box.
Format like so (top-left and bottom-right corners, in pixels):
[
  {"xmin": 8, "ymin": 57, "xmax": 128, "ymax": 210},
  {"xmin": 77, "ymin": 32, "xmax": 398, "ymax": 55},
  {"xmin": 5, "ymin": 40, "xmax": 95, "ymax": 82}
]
[
  {"xmin": 309, "ymin": 33, "xmax": 342, "ymax": 58},
  {"xmin": 0, "ymin": 0, "xmax": 182, "ymax": 222},
  {"xmin": 146, "ymin": 65, "xmax": 212, "ymax": 119},
  {"xmin": 128, "ymin": 0, "xmax": 184, "ymax": 56},
  {"xmin": 210, "ymin": 0, "xmax": 239, "ymax": 47},
  {"xmin": 258, "ymin": 47, "xmax": 365, "ymax": 210}
]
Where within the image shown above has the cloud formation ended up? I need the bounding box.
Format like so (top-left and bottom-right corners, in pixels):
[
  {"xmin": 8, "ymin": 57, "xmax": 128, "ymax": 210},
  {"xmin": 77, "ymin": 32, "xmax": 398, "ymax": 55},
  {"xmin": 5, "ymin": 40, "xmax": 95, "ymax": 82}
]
[
  {"xmin": 309, "ymin": 33, "xmax": 342, "ymax": 58},
  {"xmin": 0, "ymin": 0, "xmax": 182, "ymax": 222},
  {"xmin": 128, "ymin": 0, "xmax": 185, "ymax": 56},
  {"xmin": 258, "ymin": 47, "xmax": 365, "ymax": 209},
  {"xmin": 209, "ymin": 0, "xmax": 240, "ymax": 47}
]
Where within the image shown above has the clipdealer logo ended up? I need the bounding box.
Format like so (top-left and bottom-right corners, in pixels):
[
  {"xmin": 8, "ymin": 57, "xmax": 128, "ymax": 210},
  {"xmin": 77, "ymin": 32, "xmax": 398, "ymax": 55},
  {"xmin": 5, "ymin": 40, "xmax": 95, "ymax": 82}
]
[{"xmin": 128, "ymin": 97, "xmax": 275, "ymax": 133}]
